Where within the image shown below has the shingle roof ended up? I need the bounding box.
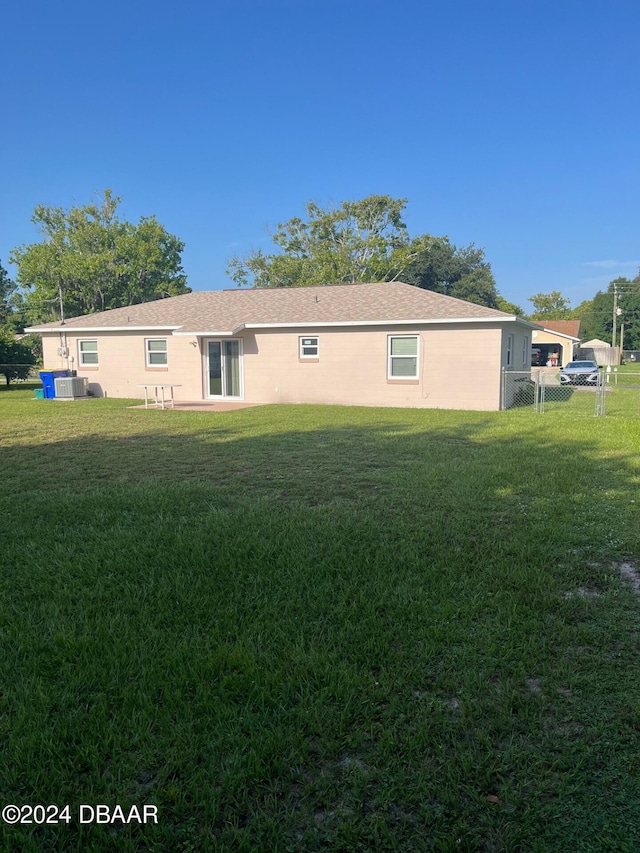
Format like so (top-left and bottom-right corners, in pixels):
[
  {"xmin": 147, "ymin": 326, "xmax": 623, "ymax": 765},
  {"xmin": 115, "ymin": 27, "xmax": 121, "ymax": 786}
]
[
  {"xmin": 539, "ymin": 319, "xmax": 581, "ymax": 339},
  {"xmin": 27, "ymin": 281, "xmax": 518, "ymax": 334}
]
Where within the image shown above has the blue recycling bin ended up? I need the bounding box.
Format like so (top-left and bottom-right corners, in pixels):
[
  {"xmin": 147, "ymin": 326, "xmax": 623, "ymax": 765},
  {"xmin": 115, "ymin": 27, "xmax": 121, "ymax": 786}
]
[{"xmin": 39, "ymin": 370, "xmax": 70, "ymax": 399}]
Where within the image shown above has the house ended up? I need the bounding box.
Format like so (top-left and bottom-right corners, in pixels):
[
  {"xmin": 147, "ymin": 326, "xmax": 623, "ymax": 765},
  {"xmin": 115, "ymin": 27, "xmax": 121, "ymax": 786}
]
[
  {"xmin": 530, "ymin": 320, "xmax": 581, "ymax": 367},
  {"xmin": 26, "ymin": 282, "xmax": 537, "ymax": 411}
]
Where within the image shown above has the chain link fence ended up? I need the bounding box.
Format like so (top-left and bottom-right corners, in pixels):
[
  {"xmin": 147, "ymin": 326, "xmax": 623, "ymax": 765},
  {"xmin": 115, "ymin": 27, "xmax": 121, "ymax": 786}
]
[
  {"xmin": 599, "ymin": 369, "xmax": 640, "ymax": 418},
  {"xmin": 502, "ymin": 370, "xmax": 542, "ymax": 412},
  {"xmin": 502, "ymin": 368, "xmax": 640, "ymax": 417}
]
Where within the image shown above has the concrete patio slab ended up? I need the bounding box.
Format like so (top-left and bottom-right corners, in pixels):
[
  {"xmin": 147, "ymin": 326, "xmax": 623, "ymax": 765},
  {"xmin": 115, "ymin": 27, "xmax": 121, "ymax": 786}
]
[{"xmin": 129, "ymin": 401, "xmax": 264, "ymax": 412}]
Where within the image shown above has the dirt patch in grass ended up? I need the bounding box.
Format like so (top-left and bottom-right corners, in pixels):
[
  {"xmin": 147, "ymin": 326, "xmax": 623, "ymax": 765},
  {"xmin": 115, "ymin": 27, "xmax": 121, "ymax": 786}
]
[
  {"xmin": 563, "ymin": 587, "xmax": 602, "ymax": 599},
  {"xmin": 619, "ymin": 561, "xmax": 640, "ymax": 595},
  {"xmin": 525, "ymin": 677, "xmax": 543, "ymax": 695}
]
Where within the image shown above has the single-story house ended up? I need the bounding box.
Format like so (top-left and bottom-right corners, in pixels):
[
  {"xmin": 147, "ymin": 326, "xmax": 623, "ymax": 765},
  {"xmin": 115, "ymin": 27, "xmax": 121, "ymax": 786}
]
[
  {"xmin": 26, "ymin": 282, "xmax": 538, "ymax": 411},
  {"xmin": 530, "ymin": 320, "xmax": 581, "ymax": 367}
]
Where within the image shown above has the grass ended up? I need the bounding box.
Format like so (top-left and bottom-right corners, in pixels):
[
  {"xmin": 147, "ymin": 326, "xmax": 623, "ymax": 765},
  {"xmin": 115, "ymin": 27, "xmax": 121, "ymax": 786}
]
[{"xmin": 2, "ymin": 388, "xmax": 640, "ymax": 851}]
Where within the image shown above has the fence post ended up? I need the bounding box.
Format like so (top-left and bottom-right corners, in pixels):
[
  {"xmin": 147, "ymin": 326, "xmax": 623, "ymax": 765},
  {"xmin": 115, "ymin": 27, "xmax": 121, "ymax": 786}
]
[{"xmin": 597, "ymin": 369, "xmax": 606, "ymax": 416}]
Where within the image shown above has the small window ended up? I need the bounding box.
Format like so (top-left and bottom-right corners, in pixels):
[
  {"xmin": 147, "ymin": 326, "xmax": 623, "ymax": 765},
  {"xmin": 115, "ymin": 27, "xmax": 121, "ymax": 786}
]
[
  {"xmin": 506, "ymin": 334, "xmax": 514, "ymax": 367},
  {"xmin": 146, "ymin": 338, "xmax": 168, "ymax": 367},
  {"xmin": 299, "ymin": 336, "xmax": 319, "ymax": 358},
  {"xmin": 78, "ymin": 339, "xmax": 98, "ymax": 366},
  {"xmin": 522, "ymin": 335, "xmax": 529, "ymax": 366},
  {"xmin": 388, "ymin": 336, "xmax": 418, "ymax": 379}
]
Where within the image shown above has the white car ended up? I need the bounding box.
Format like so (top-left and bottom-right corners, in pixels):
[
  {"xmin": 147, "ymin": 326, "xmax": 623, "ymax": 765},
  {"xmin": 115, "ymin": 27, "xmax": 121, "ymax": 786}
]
[{"xmin": 559, "ymin": 361, "xmax": 600, "ymax": 385}]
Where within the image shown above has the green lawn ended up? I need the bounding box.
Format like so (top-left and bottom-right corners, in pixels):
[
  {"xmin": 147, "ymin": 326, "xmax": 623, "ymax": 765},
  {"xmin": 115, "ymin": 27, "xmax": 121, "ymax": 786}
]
[{"xmin": 2, "ymin": 389, "xmax": 640, "ymax": 852}]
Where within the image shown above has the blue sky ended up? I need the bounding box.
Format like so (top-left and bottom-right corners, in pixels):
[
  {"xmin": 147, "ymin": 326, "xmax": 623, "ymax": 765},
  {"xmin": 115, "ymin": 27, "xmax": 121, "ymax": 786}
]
[{"xmin": 2, "ymin": 0, "xmax": 639, "ymax": 311}]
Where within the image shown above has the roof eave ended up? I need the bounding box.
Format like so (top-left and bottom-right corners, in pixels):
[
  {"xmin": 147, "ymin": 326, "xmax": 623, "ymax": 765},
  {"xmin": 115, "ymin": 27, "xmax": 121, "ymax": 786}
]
[
  {"xmin": 238, "ymin": 316, "xmax": 521, "ymax": 330},
  {"xmin": 539, "ymin": 328, "xmax": 581, "ymax": 341},
  {"xmin": 172, "ymin": 330, "xmax": 236, "ymax": 337},
  {"xmin": 25, "ymin": 325, "xmax": 182, "ymax": 333},
  {"xmin": 28, "ymin": 315, "xmax": 530, "ymax": 335}
]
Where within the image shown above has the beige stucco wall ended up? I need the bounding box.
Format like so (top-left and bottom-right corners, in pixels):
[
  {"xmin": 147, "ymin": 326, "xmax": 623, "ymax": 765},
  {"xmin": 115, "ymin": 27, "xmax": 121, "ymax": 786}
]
[
  {"xmin": 41, "ymin": 321, "xmax": 530, "ymax": 411},
  {"xmin": 41, "ymin": 330, "xmax": 205, "ymax": 400},
  {"xmin": 240, "ymin": 324, "xmax": 505, "ymax": 410}
]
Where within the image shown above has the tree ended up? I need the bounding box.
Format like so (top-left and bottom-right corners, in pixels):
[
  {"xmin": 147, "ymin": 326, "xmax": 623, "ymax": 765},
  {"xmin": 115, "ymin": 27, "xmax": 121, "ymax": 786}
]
[
  {"xmin": 228, "ymin": 196, "xmax": 414, "ymax": 288},
  {"xmin": 572, "ymin": 297, "xmax": 597, "ymax": 339},
  {"xmin": 615, "ymin": 277, "xmax": 640, "ymax": 350},
  {"xmin": 227, "ymin": 195, "xmax": 500, "ymax": 307},
  {"xmin": 0, "ymin": 330, "xmax": 36, "ymax": 386},
  {"xmin": 528, "ymin": 291, "xmax": 572, "ymax": 320},
  {"xmin": 0, "ymin": 259, "xmax": 31, "ymax": 335},
  {"xmin": 10, "ymin": 190, "xmax": 190, "ymax": 323},
  {"xmin": 0, "ymin": 260, "xmax": 18, "ymax": 328},
  {"xmin": 401, "ymin": 235, "xmax": 499, "ymax": 308},
  {"xmin": 496, "ymin": 295, "xmax": 526, "ymax": 316}
]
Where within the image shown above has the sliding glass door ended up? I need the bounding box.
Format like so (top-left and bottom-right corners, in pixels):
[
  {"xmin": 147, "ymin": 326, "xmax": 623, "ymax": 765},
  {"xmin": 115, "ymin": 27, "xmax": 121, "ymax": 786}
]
[{"xmin": 207, "ymin": 339, "xmax": 242, "ymax": 399}]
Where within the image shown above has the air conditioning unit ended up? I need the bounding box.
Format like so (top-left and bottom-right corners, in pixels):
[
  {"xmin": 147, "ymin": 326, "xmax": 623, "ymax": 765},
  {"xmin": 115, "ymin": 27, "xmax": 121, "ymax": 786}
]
[{"xmin": 54, "ymin": 376, "xmax": 88, "ymax": 398}]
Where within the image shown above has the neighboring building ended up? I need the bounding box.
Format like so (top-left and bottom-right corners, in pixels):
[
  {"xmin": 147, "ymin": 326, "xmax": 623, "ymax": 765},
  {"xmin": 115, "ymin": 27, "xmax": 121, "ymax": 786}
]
[
  {"xmin": 581, "ymin": 338, "xmax": 610, "ymax": 348},
  {"xmin": 26, "ymin": 282, "xmax": 537, "ymax": 411},
  {"xmin": 530, "ymin": 320, "xmax": 581, "ymax": 367},
  {"xmin": 578, "ymin": 339, "xmax": 620, "ymax": 366}
]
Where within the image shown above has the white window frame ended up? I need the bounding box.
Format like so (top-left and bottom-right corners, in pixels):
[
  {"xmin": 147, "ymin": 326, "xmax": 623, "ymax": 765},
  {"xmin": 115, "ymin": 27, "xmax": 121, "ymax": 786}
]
[
  {"xmin": 145, "ymin": 338, "xmax": 168, "ymax": 367},
  {"xmin": 78, "ymin": 339, "xmax": 99, "ymax": 367},
  {"xmin": 388, "ymin": 335, "xmax": 419, "ymax": 379},
  {"xmin": 506, "ymin": 334, "xmax": 514, "ymax": 368},
  {"xmin": 299, "ymin": 336, "xmax": 319, "ymax": 358},
  {"xmin": 522, "ymin": 335, "xmax": 529, "ymax": 367},
  {"xmin": 205, "ymin": 338, "xmax": 244, "ymax": 400}
]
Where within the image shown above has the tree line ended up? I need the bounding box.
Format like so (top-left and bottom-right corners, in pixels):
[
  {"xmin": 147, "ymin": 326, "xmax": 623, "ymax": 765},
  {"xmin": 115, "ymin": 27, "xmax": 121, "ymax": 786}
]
[{"xmin": 227, "ymin": 195, "xmax": 504, "ymax": 309}]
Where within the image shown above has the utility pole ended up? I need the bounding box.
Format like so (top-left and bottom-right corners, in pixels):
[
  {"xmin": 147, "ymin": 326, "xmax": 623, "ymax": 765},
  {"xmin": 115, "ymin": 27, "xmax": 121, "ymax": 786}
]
[
  {"xmin": 58, "ymin": 280, "xmax": 65, "ymax": 325},
  {"xmin": 612, "ymin": 282, "xmax": 618, "ymax": 348}
]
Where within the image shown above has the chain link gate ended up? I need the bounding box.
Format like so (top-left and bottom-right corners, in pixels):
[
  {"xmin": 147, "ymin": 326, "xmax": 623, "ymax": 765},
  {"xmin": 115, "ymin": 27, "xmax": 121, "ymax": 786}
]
[{"xmin": 539, "ymin": 368, "xmax": 604, "ymax": 416}]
